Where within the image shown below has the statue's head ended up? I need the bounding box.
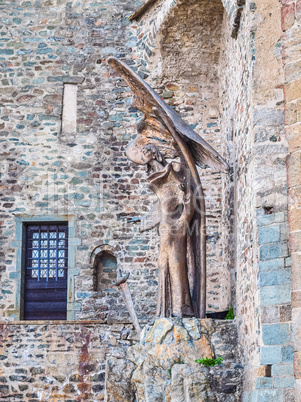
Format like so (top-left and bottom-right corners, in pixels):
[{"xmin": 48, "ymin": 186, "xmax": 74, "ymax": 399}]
[
  {"xmin": 125, "ymin": 117, "xmax": 167, "ymax": 166},
  {"xmin": 141, "ymin": 144, "xmax": 163, "ymax": 165}
]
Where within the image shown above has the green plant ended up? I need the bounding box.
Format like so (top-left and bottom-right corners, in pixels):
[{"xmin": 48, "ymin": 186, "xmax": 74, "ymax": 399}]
[
  {"xmin": 195, "ymin": 356, "xmax": 224, "ymax": 367},
  {"xmin": 225, "ymin": 307, "xmax": 234, "ymax": 320},
  {"xmin": 168, "ymin": 357, "xmax": 185, "ymax": 375}
]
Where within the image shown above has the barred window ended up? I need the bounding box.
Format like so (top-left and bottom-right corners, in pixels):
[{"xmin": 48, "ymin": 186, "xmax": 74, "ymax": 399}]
[{"xmin": 24, "ymin": 224, "xmax": 68, "ymax": 320}]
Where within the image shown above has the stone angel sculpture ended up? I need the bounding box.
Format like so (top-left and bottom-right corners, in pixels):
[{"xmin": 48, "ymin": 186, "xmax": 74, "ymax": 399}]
[{"xmin": 108, "ymin": 57, "xmax": 229, "ymax": 319}]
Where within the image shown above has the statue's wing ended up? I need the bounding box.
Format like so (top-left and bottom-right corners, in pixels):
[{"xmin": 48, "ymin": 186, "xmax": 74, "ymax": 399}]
[{"xmin": 107, "ymin": 57, "xmax": 229, "ymax": 172}]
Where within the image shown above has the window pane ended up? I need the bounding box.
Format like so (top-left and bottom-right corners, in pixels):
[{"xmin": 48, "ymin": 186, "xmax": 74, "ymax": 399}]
[
  {"xmin": 32, "ymin": 269, "xmax": 38, "ymax": 278},
  {"xmin": 32, "ymin": 250, "xmax": 39, "ymax": 258},
  {"xmin": 49, "ymin": 269, "xmax": 56, "ymax": 278},
  {"xmin": 49, "ymin": 240, "xmax": 56, "ymax": 248},
  {"xmin": 40, "ymin": 269, "xmax": 47, "ymax": 278},
  {"xmin": 49, "ymin": 250, "xmax": 56, "ymax": 258},
  {"xmin": 58, "ymin": 269, "xmax": 64, "ymax": 278}
]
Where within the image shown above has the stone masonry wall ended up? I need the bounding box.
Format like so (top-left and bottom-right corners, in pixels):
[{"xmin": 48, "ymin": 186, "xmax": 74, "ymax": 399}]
[
  {"xmin": 219, "ymin": 3, "xmax": 260, "ymax": 393},
  {"xmin": 0, "ymin": 321, "xmax": 138, "ymax": 401},
  {"xmin": 219, "ymin": 0, "xmax": 294, "ymax": 399},
  {"xmin": 0, "ymin": 0, "xmax": 253, "ymax": 323},
  {"xmin": 281, "ymin": 0, "xmax": 301, "ymax": 399},
  {"xmin": 250, "ymin": 0, "xmax": 293, "ymax": 399},
  {"xmin": 0, "ymin": 0, "xmax": 162, "ymax": 323},
  {"xmin": 0, "ymin": 0, "xmax": 299, "ymax": 400}
]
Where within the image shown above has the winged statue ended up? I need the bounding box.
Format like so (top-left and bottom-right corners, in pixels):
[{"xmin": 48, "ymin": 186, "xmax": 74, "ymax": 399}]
[{"xmin": 108, "ymin": 57, "xmax": 229, "ymax": 319}]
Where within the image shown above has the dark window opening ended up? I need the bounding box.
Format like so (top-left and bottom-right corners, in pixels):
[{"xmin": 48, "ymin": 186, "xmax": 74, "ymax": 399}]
[{"xmin": 24, "ymin": 223, "xmax": 68, "ymax": 320}]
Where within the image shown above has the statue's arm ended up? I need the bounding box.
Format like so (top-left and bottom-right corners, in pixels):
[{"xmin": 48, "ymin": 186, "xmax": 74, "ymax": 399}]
[
  {"xmin": 178, "ymin": 185, "xmax": 195, "ymax": 223},
  {"xmin": 152, "ymin": 107, "xmax": 201, "ymax": 189},
  {"xmin": 140, "ymin": 201, "xmax": 161, "ymax": 232}
]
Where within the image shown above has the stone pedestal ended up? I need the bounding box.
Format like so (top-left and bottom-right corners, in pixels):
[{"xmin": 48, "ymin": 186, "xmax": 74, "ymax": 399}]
[{"xmin": 105, "ymin": 318, "xmax": 243, "ymax": 401}]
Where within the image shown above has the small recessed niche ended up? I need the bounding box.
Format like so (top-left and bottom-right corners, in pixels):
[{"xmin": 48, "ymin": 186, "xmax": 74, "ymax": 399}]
[
  {"xmin": 94, "ymin": 252, "xmax": 117, "ymax": 292},
  {"xmin": 62, "ymin": 83, "xmax": 78, "ymax": 133}
]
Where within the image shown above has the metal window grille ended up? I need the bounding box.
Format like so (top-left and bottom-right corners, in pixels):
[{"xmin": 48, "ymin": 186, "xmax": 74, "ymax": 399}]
[{"xmin": 26, "ymin": 224, "xmax": 68, "ymax": 282}]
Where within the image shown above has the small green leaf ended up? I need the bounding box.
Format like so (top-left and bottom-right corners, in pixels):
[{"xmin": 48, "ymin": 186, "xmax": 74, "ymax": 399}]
[
  {"xmin": 225, "ymin": 307, "xmax": 234, "ymax": 320},
  {"xmin": 195, "ymin": 356, "xmax": 224, "ymax": 367}
]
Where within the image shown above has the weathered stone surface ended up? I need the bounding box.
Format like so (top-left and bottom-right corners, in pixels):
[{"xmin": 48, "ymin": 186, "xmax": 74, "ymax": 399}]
[
  {"xmin": 166, "ymin": 364, "xmax": 209, "ymax": 402},
  {"xmin": 182, "ymin": 318, "xmax": 202, "ymax": 339},
  {"xmin": 106, "ymin": 319, "xmax": 243, "ymax": 401},
  {"xmin": 294, "ymin": 352, "xmax": 301, "ymax": 379},
  {"xmin": 144, "ymin": 318, "xmax": 174, "ymax": 344},
  {"xmin": 281, "ymin": 3, "xmax": 296, "ymax": 32},
  {"xmin": 0, "ymin": 321, "xmax": 138, "ymax": 400},
  {"xmin": 173, "ymin": 324, "xmax": 191, "ymax": 343},
  {"xmin": 211, "ymin": 321, "xmax": 241, "ymax": 362},
  {"xmin": 105, "ymin": 356, "xmax": 136, "ymax": 401}
]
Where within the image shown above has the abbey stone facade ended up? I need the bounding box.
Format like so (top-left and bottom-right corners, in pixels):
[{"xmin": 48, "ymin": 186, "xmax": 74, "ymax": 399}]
[{"xmin": 0, "ymin": 0, "xmax": 300, "ymax": 400}]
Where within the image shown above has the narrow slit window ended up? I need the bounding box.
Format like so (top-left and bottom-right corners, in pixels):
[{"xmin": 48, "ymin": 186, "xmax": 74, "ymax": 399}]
[{"xmin": 62, "ymin": 83, "xmax": 77, "ymax": 133}]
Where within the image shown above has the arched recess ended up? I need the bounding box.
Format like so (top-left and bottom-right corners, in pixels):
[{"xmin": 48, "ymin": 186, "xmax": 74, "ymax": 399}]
[
  {"xmin": 93, "ymin": 251, "xmax": 117, "ymax": 292},
  {"xmin": 88, "ymin": 244, "xmax": 125, "ymax": 321},
  {"xmin": 133, "ymin": 0, "xmax": 232, "ymax": 312}
]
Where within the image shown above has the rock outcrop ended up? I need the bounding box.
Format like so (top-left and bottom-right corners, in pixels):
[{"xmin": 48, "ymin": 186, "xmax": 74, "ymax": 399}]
[{"xmin": 105, "ymin": 318, "xmax": 243, "ymax": 401}]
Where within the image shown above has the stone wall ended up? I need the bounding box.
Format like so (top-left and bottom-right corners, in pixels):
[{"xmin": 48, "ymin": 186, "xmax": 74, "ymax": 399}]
[
  {"xmin": 281, "ymin": 0, "xmax": 301, "ymax": 399},
  {"xmin": 0, "ymin": 321, "xmax": 138, "ymax": 401},
  {"xmin": 0, "ymin": 0, "xmax": 237, "ymax": 322},
  {"xmin": 219, "ymin": 0, "xmax": 294, "ymax": 399},
  {"xmin": 249, "ymin": 0, "xmax": 294, "ymax": 398},
  {"xmin": 218, "ymin": 2, "xmax": 258, "ymax": 381},
  {"xmin": 0, "ymin": 0, "xmax": 161, "ymax": 323},
  {"xmin": 0, "ymin": 0, "xmax": 299, "ymax": 399}
]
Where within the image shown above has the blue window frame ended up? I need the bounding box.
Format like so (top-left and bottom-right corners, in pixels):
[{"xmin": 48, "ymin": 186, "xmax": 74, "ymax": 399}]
[{"xmin": 24, "ymin": 223, "xmax": 68, "ymax": 320}]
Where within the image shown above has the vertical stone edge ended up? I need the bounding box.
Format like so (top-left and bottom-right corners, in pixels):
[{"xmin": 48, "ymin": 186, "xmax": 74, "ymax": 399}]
[{"xmin": 281, "ymin": 0, "xmax": 301, "ymax": 399}]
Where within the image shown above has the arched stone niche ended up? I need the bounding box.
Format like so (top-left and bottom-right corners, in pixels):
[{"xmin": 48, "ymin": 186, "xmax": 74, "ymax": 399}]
[
  {"xmin": 91, "ymin": 245, "xmax": 118, "ymax": 293},
  {"xmin": 94, "ymin": 251, "xmax": 117, "ymax": 292},
  {"xmin": 88, "ymin": 244, "xmax": 126, "ymax": 321}
]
